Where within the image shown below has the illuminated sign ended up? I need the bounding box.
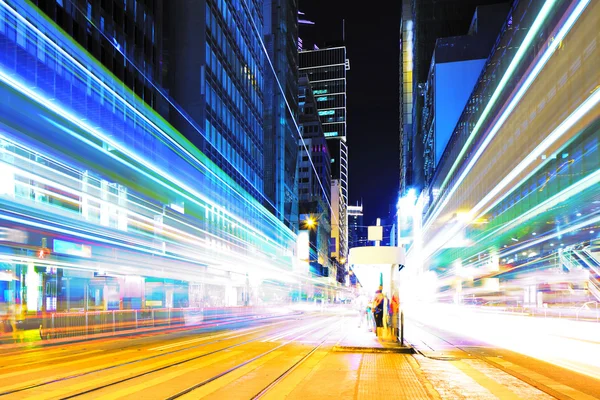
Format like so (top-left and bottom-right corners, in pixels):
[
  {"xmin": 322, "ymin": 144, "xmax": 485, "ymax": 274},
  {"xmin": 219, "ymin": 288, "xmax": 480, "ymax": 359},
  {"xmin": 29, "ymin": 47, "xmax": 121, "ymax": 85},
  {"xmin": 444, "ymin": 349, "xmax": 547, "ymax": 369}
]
[
  {"xmin": 313, "ymin": 89, "xmax": 328, "ymax": 94},
  {"xmin": 53, "ymin": 239, "xmax": 92, "ymax": 258},
  {"xmin": 324, "ymin": 131, "xmax": 338, "ymax": 137},
  {"xmin": 368, "ymin": 226, "xmax": 383, "ymax": 242},
  {"xmin": 318, "ymin": 110, "xmax": 335, "ymax": 116},
  {"xmin": 297, "ymin": 230, "xmax": 309, "ymax": 261},
  {"xmin": 316, "ymin": 96, "xmax": 328, "ymax": 102}
]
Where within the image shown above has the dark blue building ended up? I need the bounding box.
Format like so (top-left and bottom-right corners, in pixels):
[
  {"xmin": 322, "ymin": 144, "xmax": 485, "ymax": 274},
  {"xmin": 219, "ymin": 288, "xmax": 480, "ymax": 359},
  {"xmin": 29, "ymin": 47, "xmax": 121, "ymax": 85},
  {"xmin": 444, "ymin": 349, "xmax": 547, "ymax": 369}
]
[{"xmin": 263, "ymin": 0, "xmax": 300, "ymax": 230}]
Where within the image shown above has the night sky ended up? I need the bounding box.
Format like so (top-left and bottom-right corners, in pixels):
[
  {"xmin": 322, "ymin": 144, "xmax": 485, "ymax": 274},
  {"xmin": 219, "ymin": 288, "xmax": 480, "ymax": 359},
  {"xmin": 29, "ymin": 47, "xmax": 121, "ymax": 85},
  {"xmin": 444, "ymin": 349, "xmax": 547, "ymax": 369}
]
[{"xmin": 298, "ymin": 0, "xmax": 402, "ymax": 225}]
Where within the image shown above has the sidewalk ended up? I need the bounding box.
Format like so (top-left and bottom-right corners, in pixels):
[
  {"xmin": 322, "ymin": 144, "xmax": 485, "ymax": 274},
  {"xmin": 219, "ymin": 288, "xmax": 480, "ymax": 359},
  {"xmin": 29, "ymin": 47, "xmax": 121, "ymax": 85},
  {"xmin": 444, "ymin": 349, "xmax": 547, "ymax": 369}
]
[
  {"xmin": 262, "ymin": 319, "xmax": 436, "ymax": 400},
  {"xmin": 333, "ymin": 321, "xmax": 415, "ymax": 353}
]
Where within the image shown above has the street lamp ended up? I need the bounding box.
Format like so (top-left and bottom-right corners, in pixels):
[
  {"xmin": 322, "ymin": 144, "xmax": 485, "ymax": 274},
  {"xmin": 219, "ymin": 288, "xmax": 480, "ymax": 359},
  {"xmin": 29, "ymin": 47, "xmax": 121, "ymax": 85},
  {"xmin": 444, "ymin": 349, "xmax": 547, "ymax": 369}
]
[{"xmin": 304, "ymin": 216, "xmax": 316, "ymax": 229}]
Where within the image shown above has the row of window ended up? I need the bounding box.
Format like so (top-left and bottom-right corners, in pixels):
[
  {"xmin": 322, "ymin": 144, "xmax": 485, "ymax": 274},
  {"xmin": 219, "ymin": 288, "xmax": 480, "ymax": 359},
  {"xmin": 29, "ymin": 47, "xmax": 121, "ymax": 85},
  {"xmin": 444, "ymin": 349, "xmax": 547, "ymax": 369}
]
[
  {"xmin": 205, "ymin": 42, "xmax": 262, "ymax": 149},
  {"xmin": 205, "ymin": 115, "xmax": 262, "ymax": 191},
  {"xmin": 0, "ymin": 4, "xmax": 288, "ymax": 247},
  {"xmin": 46, "ymin": 0, "xmax": 159, "ymax": 108},
  {"xmin": 206, "ymin": 1, "xmax": 262, "ymax": 114}
]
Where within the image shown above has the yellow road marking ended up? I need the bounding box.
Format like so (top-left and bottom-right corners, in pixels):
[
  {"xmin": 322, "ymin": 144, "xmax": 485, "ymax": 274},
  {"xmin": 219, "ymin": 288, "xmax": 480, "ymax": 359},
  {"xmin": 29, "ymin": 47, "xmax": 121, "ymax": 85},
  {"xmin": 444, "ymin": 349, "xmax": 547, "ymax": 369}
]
[
  {"xmin": 452, "ymin": 360, "xmax": 526, "ymax": 400},
  {"xmin": 487, "ymin": 357, "xmax": 599, "ymax": 400}
]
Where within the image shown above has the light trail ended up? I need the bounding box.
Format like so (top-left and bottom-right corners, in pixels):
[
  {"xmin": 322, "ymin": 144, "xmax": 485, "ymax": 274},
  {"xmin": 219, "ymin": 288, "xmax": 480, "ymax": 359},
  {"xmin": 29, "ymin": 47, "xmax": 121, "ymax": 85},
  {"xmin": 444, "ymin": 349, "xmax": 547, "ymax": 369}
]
[
  {"xmin": 0, "ymin": 0, "xmax": 298, "ymax": 261},
  {"xmin": 0, "ymin": 154, "xmax": 254, "ymax": 258},
  {"xmin": 408, "ymin": 304, "xmax": 600, "ymax": 380},
  {"xmin": 0, "ymin": 75, "xmax": 287, "ymax": 264},
  {"xmin": 0, "ymin": 0, "xmax": 278, "ymax": 217},
  {"xmin": 437, "ymin": 0, "xmax": 560, "ymax": 194},
  {"xmin": 424, "ymin": 0, "xmax": 591, "ymax": 234},
  {"xmin": 421, "ymin": 87, "xmax": 600, "ymax": 261},
  {"xmin": 470, "ymin": 168, "xmax": 600, "ymax": 255}
]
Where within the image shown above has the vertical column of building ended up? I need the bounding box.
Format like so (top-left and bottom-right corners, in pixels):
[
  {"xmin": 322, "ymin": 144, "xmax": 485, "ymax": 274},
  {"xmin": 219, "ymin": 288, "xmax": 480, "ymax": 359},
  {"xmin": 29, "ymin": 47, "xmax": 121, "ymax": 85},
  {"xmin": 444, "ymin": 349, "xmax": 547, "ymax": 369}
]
[
  {"xmin": 162, "ymin": 0, "xmax": 266, "ymax": 204},
  {"xmin": 297, "ymin": 75, "xmax": 333, "ymax": 278},
  {"xmin": 262, "ymin": 0, "xmax": 300, "ymax": 230},
  {"xmin": 399, "ymin": 0, "xmax": 414, "ymax": 196}
]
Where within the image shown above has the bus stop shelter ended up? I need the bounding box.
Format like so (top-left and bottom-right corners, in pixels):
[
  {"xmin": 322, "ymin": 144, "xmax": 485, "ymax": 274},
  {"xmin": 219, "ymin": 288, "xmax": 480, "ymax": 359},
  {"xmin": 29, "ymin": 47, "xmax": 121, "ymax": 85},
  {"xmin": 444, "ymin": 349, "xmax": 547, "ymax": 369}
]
[
  {"xmin": 349, "ymin": 246, "xmax": 405, "ymax": 296},
  {"xmin": 349, "ymin": 245, "xmax": 405, "ymax": 340}
]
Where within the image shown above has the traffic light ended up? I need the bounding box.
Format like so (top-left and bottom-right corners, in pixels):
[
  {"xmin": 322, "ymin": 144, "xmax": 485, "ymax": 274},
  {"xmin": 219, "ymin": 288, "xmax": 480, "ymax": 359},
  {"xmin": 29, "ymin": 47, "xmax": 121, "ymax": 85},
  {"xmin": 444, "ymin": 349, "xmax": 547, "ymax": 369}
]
[
  {"xmin": 38, "ymin": 237, "xmax": 50, "ymax": 259},
  {"xmin": 38, "ymin": 247, "xmax": 51, "ymax": 259}
]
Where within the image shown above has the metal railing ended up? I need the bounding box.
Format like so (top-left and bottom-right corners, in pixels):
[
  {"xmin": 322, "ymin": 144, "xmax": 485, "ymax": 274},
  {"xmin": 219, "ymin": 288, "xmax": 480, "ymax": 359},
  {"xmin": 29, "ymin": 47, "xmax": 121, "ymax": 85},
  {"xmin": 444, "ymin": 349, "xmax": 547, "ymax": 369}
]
[
  {"xmin": 40, "ymin": 306, "xmax": 269, "ymax": 340},
  {"xmin": 559, "ymin": 250, "xmax": 580, "ymax": 272},
  {"xmin": 575, "ymin": 302, "xmax": 599, "ymax": 322}
]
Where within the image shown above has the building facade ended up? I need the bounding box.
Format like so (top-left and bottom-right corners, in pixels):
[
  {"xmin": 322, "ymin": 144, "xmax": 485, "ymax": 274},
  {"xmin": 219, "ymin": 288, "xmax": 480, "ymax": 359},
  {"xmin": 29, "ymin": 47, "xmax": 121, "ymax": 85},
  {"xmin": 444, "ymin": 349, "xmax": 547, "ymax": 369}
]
[
  {"xmin": 299, "ymin": 46, "xmax": 349, "ymax": 273},
  {"xmin": 401, "ymin": 0, "xmax": 600, "ymax": 308},
  {"xmin": 421, "ymin": 4, "xmax": 509, "ymax": 186},
  {"xmin": 162, "ymin": 0, "xmax": 266, "ymax": 205},
  {"xmin": 297, "ymin": 75, "xmax": 332, "ymax": 278},
  {"xmin": 30, "ymin": 0, "xmax": 163, "ymax": 111},
  {"xmin": 0, "ymin": 0, "xmax": 309, "ymax": 318},
  {"xmin": 399, "ymin": 0, "xmax": 508, "ymax": 196},
  {"xmin": 263, "ymin": 0, "xmax": 300, "ymax": 229},
  {"xmin": 348, "ymin": 203, "xmax": 365, "ymax": 249},
  {"xmin": 0, "ymin": 0, "xmax": 347, "ymax": 327}
]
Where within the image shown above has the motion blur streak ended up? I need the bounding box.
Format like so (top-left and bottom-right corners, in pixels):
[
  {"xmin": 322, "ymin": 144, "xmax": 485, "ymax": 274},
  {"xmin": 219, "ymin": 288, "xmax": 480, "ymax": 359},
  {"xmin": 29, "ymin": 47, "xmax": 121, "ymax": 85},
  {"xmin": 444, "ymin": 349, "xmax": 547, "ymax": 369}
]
[
  {"xmin": 401, "ymin": 0, "xmax": 600, "ymax": 355},
  {"xmin": 427, "ymin": 0, "xmax": 591, "ymax": 235},
  {"xmin": 408, "ymin": 303, "xmax": 600, "ymax": 380},
  {"xmin": 0, "ymin": 0, "xmax": 346, "ymax": 345}
]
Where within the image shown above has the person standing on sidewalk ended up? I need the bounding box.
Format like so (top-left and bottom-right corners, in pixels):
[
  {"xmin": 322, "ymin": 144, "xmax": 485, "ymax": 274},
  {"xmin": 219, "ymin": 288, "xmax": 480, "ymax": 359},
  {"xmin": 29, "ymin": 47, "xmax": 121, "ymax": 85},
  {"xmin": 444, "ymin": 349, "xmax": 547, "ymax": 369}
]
[
  {"xmin": 390, "ymin": 294, "xmax": 399, "ymax": 336},
  {"xmin": 354, "ymin": 292, "xmax": 368, "ymax": 328},
  {"xmin": 372, "ymin": 290, "xmax": 384, "ymax": 337}
]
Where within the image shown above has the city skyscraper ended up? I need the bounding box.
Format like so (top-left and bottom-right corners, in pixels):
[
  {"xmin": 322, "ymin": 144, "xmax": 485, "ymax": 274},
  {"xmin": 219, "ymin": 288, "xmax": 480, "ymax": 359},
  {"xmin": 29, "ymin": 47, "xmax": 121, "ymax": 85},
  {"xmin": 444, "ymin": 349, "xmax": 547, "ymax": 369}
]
[
  {"xmin": 162, "ymin": 0, "xmax": 266, "ymax": 204},
  {"xmin": 299, "ymin": 46, "xmax": 349, "ymax": 268},
  {"xmin": 0, "ymin": 0, "xmax": 307, "ymax": 317},
  {"xmin": 263, "ymin": 0, "xmax": 300, "ymax": 230},
  {"xmin": 420, "ymin": 4, "xmax": 509, "ymax": 188},
  {"xmin": 348, "ymin": 202, "xmax": 364, "ymax": 249},
  {"xmin": 399, "ymin": 0, "xmax": 508, "ymax": 195},
  {"xmin": 297, "ymin": 75, "xmax": 332, "ymax": 278},
  {"xmin": 30, "ymin": 0, "xmax": 163, "ymax": 111}
]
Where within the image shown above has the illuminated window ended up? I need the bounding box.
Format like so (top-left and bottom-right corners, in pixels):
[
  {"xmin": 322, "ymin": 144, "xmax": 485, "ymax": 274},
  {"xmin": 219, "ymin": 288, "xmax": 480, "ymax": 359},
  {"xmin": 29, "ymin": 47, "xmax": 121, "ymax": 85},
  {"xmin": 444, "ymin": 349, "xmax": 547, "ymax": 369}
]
[{"xmin": 318, "ymin": 110, "xmax": 335, "ymax": 116}]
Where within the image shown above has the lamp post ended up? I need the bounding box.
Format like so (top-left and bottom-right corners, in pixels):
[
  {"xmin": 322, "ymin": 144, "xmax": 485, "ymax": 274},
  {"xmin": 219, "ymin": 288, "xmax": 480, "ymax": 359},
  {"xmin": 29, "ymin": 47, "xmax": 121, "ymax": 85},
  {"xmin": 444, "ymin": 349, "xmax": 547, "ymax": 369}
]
[{"xmin": 303, "ymin": 215, "xmax": 317, "ymax": 230}]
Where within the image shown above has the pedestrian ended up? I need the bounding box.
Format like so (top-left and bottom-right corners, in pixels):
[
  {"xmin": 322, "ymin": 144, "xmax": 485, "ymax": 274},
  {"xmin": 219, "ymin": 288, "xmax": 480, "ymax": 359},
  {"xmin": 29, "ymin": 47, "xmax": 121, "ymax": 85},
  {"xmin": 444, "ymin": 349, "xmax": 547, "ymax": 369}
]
[
  {"xmin": 366, "ymin": 297, "xmax": 374, "ymax": 332},
  {"xmin": 354, "ymin": 292, "xmax": 368, "ymax": 328},
  {"xmin": 10, "ymin": 304, "xmax": 24, "ymax": 344},
  {"xmin": 390, "ymin": 294, "xmax": 399, "ymax": 333},
  {"xmin": 372, "ymin": 290, "xmax": 384, "ymax": 337}
]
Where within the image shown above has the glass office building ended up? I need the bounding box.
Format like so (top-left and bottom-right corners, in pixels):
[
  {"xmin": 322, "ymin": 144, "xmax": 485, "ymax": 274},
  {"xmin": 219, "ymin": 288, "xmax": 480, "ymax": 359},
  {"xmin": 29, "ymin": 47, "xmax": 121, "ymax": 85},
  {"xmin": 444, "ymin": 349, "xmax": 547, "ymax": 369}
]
[
  {"xmin": 299, "ymin": 46, "xmax": 349, "ymax": 268},
  {"xmin": 30, "ymin": 0, "xmax": 163, "ymax": 111},
  {"xmin": 263, "ymin": 0, "xmax": 300, "ymax": 229},
  {"xmin": 163, "ymin": 0, "xmax": 266, "ymax": 205},
  {"xmin": 0, "ymin": 0, "xmax": 334, "ymax": 327}
]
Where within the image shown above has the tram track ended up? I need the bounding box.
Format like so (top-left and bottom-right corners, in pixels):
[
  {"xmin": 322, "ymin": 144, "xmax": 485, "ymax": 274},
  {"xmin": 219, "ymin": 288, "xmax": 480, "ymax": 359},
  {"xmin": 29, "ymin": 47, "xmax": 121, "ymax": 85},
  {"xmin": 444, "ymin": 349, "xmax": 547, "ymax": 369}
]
[
  {"xmin": 60, "ymin": 316, "xmax": 339, "ymax": 399},
  {"xmin": 249, "ymin": 327, "xmax": 335, "ymax": 399},
  {"xmin": 0, "ymin": 314, "xmax": 315, "ymax": 397}
]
